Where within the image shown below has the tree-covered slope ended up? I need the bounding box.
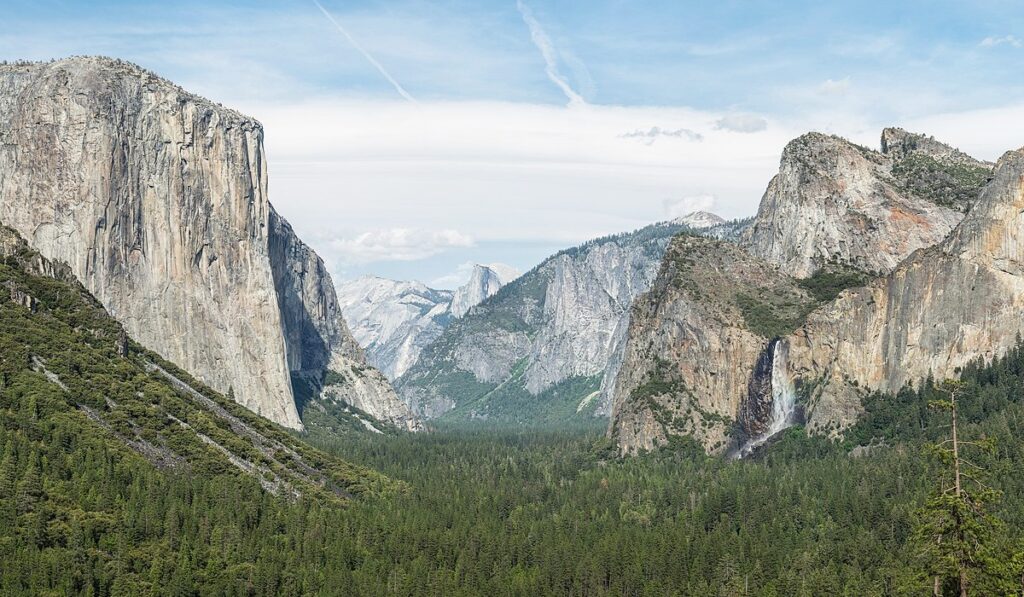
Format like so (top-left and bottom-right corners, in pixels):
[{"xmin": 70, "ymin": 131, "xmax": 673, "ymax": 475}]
[
  {"xmin": 312, "ymin": 345, "xmax": 1024, "ymax": 595},
  {"xmin": 0, "ymin": 224, "xmax": 398, "ymax": 593},
  {"xmin": 4, "ymin": 208, "xmax": 1024, "ymax": 593}
]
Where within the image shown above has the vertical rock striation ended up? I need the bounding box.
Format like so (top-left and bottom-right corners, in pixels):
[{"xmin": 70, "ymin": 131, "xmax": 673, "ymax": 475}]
[
  {"xmin": 608, "ymin": 235, "xmax": 816, "ymax": 454},
  {"xmin": 0, "ymin": 57, "xmax": 406, "ymax": 430}
]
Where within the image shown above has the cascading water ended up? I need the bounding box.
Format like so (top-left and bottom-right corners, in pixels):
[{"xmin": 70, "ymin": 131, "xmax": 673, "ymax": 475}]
[
  {"xmin": 765, "ymin": 339, "xmax": 796, "ymax": 437},
  {"xmin": 737, "ymin": 339, "xmax": 797, "ymax": 456}
]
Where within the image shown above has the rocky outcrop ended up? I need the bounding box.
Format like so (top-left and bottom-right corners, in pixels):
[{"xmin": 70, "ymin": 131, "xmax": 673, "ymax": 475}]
[
  {"xmin": 610, "ymin": 133, "xmax": 1017, "ymax": 456},
  {"xmin": 741, "ymin": 130, "xmax": 991, "ymax": 278},
  {"xmin": 609, "ymin": 235, "xmax": 817, "ymax": 454},
  {"xmin": 320, "ymin": 358, "xmax": 423, "ymax": 432},
  {"xmin": 338, "ymin": 263, "xmax": 518, "ymax": 380},
  {"xmin": 0, "ymin": 57, "xmax": 404, "ymax": 430},
  {"xmin": 450, "ymin": 264, "xmax": 516, "ymax": 317},
  {"xmin": 787, "ymin": 146, "xmax": 1024, "ymax": 435},
  {"xmin": 338, "ymin": 277, "xmax": 454, "ymax": 379},
  {"xmin": 397, "ymin": 221, "xmax": 686, "ymax": 423}
]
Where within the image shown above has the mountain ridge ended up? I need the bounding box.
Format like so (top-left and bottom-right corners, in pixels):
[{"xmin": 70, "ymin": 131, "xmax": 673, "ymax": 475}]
[{"xmin": 338, "ymin": 263, "xmax": 519, "ymax": 380}]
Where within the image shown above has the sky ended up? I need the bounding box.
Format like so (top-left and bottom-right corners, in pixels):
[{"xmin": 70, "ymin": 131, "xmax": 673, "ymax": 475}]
[{"xmin": 3, "ymin": 0, "xmax": 1024, "ymax": 287}]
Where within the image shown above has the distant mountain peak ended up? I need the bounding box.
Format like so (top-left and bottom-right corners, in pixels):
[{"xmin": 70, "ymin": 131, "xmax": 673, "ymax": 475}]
[
  {"xmin": 672, "ymin": 211, "xmax": 727, "ymax": 230},
  {"xmin": 449, "ymin": 263, "xmax": 518, "ymax": 318},
  {"xmin": 480, "ymin": 262, "xmax": 522, "ymax": 284},
  {"xmin": 338, "ymin": 263, "xmax": 519, "ymax": 379}
]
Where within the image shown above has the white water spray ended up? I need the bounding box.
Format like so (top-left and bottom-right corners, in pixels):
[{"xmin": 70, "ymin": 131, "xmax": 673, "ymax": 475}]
[
  {"xmin": 765, "ymin": 339, "xmax": 796, "ymax": 437},
  {"xmin": 738, "ymin": 340, "xmax": 797, "ymax": 456}
]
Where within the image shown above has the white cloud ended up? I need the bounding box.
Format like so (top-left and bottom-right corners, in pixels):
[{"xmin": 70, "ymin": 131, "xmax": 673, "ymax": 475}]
[
  {"xmin": 515, "ymin": 0, "xmax": 586, "ymax": 106},
  {"xmin": 980, "ymin": 35, "xmax": 1022, "ymax": 48},
  {"xmin": 250, "ymin": 99, "xmax": 795, "ymax": 250},
  {"xmin": 818, "ymin": 77, "xmax": 851, "ymax": 95},
  {"xmin": 714, "ymin": 114, "xmax": 768, "ymax": 133},
  {"xmin": 664, "ymin": 195, "xmax": 716, "ymax": 219},
  {"xmin": 330, "ymin": 228, "xmax": 474, "ymax": 264},
  {"xmin": 620, "ymin": 126, "xmax": 703, "ymax": 145},
  {"xmin": 244, "ymin": 95, "xmax": 1024, "ymax": 283}
]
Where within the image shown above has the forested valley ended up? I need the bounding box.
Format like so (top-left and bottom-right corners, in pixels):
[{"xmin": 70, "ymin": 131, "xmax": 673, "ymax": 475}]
[{"xmin": 5, "ymin": 302, "xmax": 1024, "ymax": 595}]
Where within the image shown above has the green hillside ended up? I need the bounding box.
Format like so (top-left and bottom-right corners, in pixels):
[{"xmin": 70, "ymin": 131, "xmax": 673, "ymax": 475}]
[{"xmin": 0, "ymin": 225, "xmax": 397, "ymax": 594}]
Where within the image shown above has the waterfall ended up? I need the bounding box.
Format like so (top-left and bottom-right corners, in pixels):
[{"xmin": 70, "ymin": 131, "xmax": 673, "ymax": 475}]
[
  {"xmin": 765, "ymin": 339, "xmax": 796, "ymax": 437},
  {"xmin": 738, "ymin": 339, "xmax": 797, "ymax": 456}
]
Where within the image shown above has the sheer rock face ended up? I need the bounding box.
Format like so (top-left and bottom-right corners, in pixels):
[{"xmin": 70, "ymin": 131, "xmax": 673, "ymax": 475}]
[
  {"xmin": 740, "ymin": 131, "xmax": 989, "ymax": 279},
  {"xmin": 611, "ymin": 145, "xmax": 1023, "ymax": 455},
  {"xmin": 788, "ymin": 147, "xmax": 1024, "ymax": 435},
  {"xmin": 397, "ymin": 222, "xmax": 683, "ymax": 421},
  {"xmin": 609, "ymin": 236, "xmax": 814, "ymax": 455},
  {"xmin": 0, "ymin": 57, "xmax": 405, "ymax": 430},
  {"xmin": 268, "ymin": 209, "xmax": 365, "ymax": 373},
  {"xmin": 449, "ymin": 265, "xmax": 511, "ymax": 318}
]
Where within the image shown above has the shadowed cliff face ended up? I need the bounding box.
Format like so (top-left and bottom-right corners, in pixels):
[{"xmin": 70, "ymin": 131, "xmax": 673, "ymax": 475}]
[
  {"xmin": 739, "ymin": 341, "xmax": 776, "ymax": 440},
  {"xmin": 0, "ymin": 57, "xmax": 408, "ymax": 430}
]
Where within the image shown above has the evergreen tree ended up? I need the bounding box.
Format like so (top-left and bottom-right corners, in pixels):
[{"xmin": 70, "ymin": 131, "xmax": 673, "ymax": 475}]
[{"xmin": 913, "ymin": 380, "xmax": 1010, "ymax": 595}]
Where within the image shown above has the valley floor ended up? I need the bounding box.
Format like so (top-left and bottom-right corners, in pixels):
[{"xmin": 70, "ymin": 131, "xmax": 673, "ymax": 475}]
[
  {"xmin": 5, "ymin": 349, "xmax": 1024, "ymax": 595},
  {"xmin": 309, "ymin": 349, "xmax": 1024, "ymax": 596}
]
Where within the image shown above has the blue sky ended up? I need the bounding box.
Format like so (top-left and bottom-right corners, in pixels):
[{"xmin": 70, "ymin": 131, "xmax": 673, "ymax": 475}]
[{"xmin": 4, "ymin": 0, "xmax": 1024, "ymax": 286}]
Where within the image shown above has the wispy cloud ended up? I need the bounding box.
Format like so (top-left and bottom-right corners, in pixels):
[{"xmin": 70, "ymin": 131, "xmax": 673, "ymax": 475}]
[
  {"xmin": 330, "ymin": 228, "xmax": 474, "ymax": 264},
  {"xmin": 620, "ymin": 126, "xmax": 703, "ymax": 145},
  {"xmin": 311, "ymin": 0, "xmax": 417, "ymax": 103},
  {"xmin": 818, "ymin": 77, "xmax": 851, "ymax": 95},
  {"xmin": 980, "ymin": 35, "xmax": 1022, "ymax": 48},
  {"xmin": 515, "ymin": 0, "xmax": 585, "ymax": 106},
  {"xmin": 714, "ymin": 114, "xmax": 768, "ymax": 133}
]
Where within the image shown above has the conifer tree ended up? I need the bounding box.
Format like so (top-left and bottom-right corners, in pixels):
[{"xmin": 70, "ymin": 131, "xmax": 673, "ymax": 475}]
[{"xmin": 913, "ymin": 380, "xmax": 1010, "ymax": 595}]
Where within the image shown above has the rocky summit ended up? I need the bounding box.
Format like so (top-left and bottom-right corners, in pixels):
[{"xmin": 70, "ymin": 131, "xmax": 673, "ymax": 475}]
[
  {"xmin": 0, "ymin": 57, "xmax": 413, "ymax": 430},
  {"xmin": 740, "ymin": 129, "xmax": 991, "ymax": 278},
  {"xmin": 610, "ymin": 129, "xmax": 1012, "ymax": 455},
  {"xmin": 787, "ymin": 144, "xmax": 1024, "ymax": 436}
]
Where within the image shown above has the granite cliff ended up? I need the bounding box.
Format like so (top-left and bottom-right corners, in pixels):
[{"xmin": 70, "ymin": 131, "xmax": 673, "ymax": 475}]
[
  {"xmin": 741, "ymin": 129, "xmax": 991, "ymax": 278},
  {"xmin": 396, "ymin": 220, "xmax": 693, "ymax": 424},
  {"xmin": 338, "ymin": 264, "xmax": 518, "ymax": 380},
  {"xmin": 608, "ymin": 235, "xmax": 817, "ymax": 454},
  {"xmin": 0, "ymin": 57, "xmax": 410, "ymax": 430},
  {"xmin": 611, "ymin": 129, "xmax": 1002, "ymax": 455},
  {"xmin": 788, "ymin": 145, "xmax": 1024, "ymax": 436}
]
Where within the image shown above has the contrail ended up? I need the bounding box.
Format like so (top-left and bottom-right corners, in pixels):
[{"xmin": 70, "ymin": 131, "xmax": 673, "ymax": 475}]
[
  {"xmin": 312, "ymin": 0, "xmax": 417, "ymax": 103},
  {"xmin": 515, "ymin": 0, "xmax": 585, "ymax": 106}
]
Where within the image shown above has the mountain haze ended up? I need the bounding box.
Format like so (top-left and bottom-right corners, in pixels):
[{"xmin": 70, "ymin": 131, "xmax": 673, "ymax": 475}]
[{"xmin": 338, "ymin": 263, "xmax": 519, "ymax": 380}]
